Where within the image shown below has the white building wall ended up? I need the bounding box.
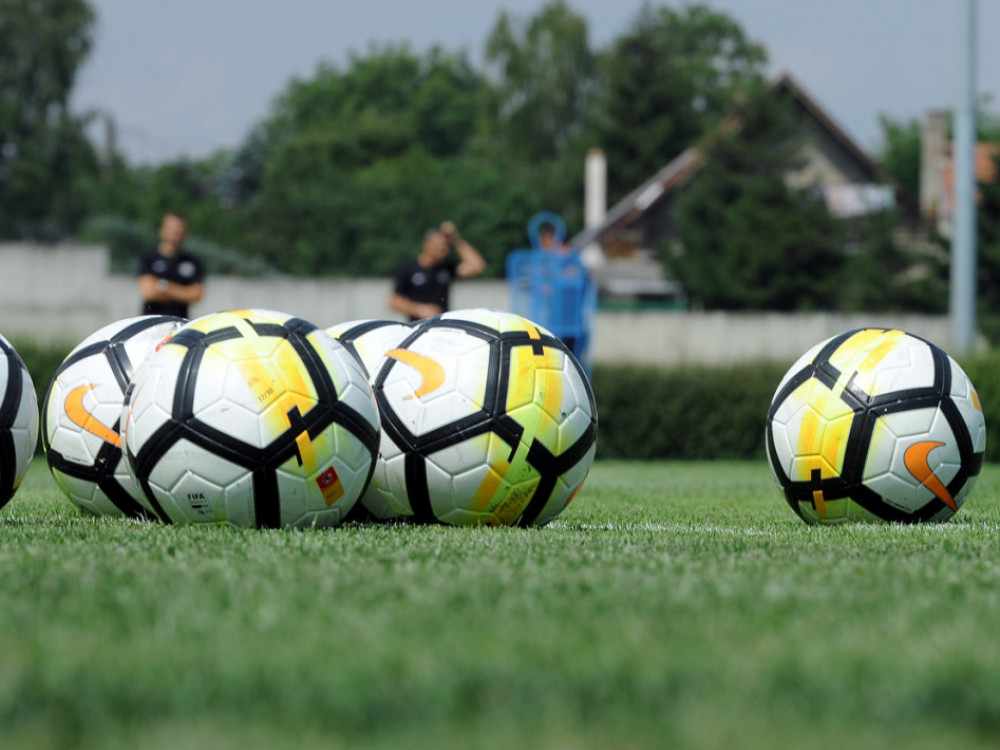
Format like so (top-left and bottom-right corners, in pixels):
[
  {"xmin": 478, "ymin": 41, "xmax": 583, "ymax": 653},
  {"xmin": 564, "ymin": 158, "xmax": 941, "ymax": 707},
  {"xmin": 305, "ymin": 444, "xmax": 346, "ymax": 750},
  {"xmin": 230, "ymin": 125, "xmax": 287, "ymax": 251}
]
[{"xmin": 0, "ymin": 243, "xmax": 961, "ymax": 365}]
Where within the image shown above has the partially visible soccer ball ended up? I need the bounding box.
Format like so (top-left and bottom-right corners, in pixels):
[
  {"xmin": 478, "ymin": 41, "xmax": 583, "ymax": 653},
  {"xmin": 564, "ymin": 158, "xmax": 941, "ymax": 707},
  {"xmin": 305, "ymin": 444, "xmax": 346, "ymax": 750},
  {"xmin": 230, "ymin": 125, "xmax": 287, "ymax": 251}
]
[
  {"xmin": 766, "ymin": 328, "xmax": 986, "ymax": 524},
  {"xmin": 42, "ymin": 315, "xmax": 186, "ymax": 518},
  {"xmin": 0, "ymin": 334, "xmax": 39, "ymax": 509},
  {"xmin": 370, "ymin": 308, "xmax": 598, "ymax": 527},
  {"xmin": 122, "ymin": 309, "xmax": 380, "ymax": 528},
  {"xmin": 326, "ymin": 319, "xmax": 414, "ymax": 378},
  {"xmin": 326, "ymin": 318, "xmax": 414, "ymax": 522}
]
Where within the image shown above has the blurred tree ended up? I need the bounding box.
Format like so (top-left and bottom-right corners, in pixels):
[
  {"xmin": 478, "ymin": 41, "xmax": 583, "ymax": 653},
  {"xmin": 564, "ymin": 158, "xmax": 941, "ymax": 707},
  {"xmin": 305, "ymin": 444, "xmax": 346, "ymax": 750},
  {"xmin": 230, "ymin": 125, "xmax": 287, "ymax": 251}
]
[
  {"xmin": 82, "ymin": 150, "xmax": 260, "ymax": 276},
  {"xmin": 263, "ymin": 45, "xmax": 485, "ymax": 164},
  {"xmin": 248, "ymin": 140, "xmax": 533, "ymax": 277},
  {"xmin": 839, "ymin": 211, "xmax": 948, "ymax": 313},
  {"xmin": 0, "ymin": 0, "xmax": 98, "ymax": 239},
  {"xmin": 348, "ymin": 150, "xmax": 535, "ymax": 276},
  {"xmin": 594, "ymin": 3, "xmax": 767, "ymax": 202},
  {"xmin": 978, "ymin": 107, "xmax": 1000, "ymax": 142},
  {"xmin": 484, "ymin": 0, "xmax": 594, "ymax": 162},
  {"xmin": 668, "ymin": 85, "xmax": 843, "ymax": 310},
  {"xmin": 231, "ymin": 45, "xmax": 511, "ymax": 275},
  {"xmin": 875, "ymin": 114, "xmax": 921, "ymax": 200}
]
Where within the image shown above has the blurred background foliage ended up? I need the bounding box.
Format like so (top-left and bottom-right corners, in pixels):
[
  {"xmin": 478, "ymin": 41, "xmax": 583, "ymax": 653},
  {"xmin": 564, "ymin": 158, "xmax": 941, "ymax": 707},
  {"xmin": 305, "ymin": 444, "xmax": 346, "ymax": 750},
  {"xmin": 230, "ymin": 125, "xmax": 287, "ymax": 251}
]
[{"xmin": 2, "ymin": 0, "xmax": 999, "ymax": 322}]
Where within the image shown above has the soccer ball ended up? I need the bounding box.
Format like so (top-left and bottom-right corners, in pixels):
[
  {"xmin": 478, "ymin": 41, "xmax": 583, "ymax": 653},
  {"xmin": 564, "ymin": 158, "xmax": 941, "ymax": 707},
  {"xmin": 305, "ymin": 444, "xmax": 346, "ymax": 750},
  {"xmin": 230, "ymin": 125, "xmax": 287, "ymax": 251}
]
[
  {"xmin": 326, "ymin": 319, "xmax": 414, "ymax": 377},
  {"xmin": 370, "ymin": 308, "xmax": 598, "ymax": 527},
  {"xmin": 766, "ymin": 328, "xmax": 986, "ymax": 524},
  {"xmin": 326, "ymin": 318, "xmax": 414, "ymax": 521},
  {"xmin": 42, "ymin": 315, "xmax": 186, "ymax": 518},
  {"xmin": 0, "ymin": 334, "xmax": 39, "ymax": 509},
  {"xmin": 122, "ymin": 309, "xmax": 380, "ymax": 528}
]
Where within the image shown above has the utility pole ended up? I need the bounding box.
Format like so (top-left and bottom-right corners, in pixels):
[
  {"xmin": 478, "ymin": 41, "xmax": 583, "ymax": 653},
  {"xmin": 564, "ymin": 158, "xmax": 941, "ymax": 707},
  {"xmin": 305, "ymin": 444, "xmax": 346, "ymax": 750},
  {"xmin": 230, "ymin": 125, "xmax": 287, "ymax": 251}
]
[
  {"xmin": 101, "ymin": 110, "xmax": 118, "ymax": 184},
  {"xmin": 951, "ymin": 0, "xmax": 978, "ymax": 354}
]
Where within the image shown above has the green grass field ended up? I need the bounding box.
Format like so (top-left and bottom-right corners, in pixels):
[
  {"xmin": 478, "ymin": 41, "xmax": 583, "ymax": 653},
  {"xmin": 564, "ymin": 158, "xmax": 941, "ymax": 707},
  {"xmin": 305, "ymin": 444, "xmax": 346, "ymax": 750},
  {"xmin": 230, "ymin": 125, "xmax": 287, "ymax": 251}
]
[{"xmin": 4, "ymin": 457, "xmax": 1000, "ymax": 750}]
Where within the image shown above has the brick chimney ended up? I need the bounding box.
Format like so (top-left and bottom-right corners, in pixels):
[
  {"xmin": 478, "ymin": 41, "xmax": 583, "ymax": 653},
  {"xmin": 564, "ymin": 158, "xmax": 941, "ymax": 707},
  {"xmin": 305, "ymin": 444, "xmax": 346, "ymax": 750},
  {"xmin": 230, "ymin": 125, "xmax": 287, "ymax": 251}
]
[
  {"xmin": 920, "ymin": 110, "xmax": 949, "ymax": 227},
  {"xmin": 582, "ymin": 148, "xmax": 607, "ymax": 268}
]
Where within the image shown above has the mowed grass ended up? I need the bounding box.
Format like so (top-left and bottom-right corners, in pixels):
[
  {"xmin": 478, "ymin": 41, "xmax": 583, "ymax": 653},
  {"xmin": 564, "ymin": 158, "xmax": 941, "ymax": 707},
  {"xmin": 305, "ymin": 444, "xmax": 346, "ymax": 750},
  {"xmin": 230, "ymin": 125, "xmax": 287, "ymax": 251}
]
[{"xmin": 4, "ymin": 458, "xmax": 1000, "ymax": 750}]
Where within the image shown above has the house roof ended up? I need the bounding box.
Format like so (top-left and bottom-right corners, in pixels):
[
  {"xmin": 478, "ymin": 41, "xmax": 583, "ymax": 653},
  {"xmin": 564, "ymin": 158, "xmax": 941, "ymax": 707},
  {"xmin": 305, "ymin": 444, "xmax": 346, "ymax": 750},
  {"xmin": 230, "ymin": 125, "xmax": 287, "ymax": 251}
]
[
  {"xmin": 572, "ymin": 72, "xmax": 880, "ymax": 249},
  {"xmin": 773, "ymin": 72, "xmax": 879, "ymax": 182}
]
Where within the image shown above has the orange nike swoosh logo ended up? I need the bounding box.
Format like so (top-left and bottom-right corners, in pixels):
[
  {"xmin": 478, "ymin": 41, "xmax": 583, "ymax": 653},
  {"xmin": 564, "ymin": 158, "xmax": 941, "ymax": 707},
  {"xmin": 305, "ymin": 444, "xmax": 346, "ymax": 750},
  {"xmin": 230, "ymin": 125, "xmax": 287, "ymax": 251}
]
[
  {"xmin": 65, "ymin": 384, "xmax": 122, "ymax": 447},
  {"xmin": 385, "ymin": 349, "xmax": 446, "ymax": 399},
  {"xmin": 903, "ymin": 440, "xmax": 957, "ymax": 511}
]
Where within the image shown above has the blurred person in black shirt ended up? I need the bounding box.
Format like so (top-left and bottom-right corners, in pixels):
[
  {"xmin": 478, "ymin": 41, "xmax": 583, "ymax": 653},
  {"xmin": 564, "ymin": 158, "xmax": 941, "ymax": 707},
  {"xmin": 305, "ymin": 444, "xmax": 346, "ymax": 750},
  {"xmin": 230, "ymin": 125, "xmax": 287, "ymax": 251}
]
[
  {"xmin": 136, "ymin": 212, "xmax": 205, "ymax": 318},
  {"xmin": 390, "ymin": 221, "xmax": 486, "ymax": 322}
]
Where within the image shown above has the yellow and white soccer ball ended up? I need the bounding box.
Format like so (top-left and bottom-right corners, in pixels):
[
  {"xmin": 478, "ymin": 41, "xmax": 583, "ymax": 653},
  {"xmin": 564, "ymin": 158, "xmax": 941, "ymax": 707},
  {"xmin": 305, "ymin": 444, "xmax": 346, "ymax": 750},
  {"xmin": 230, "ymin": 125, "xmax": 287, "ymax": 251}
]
[
  {"xmin": 370, "ymin": 308, "xmax": 598, "ymax": 527},
  {"xmin": 122, "ymin": 309, "xmax": 380, "ymax": 528},
  {"xmin": 766, "ymin": 328, "xmax": 986, "ymax": 524},
  {"xmin": 0, "ymin": 333, "xmax": 39, "ymax": 509},
  {"xmin": 326, "ymin": 318, "xmax": 415, "ymax": 521},
  {"xmin": 42, "ymin": 315, "xmax": 186, "ymax": 518}
]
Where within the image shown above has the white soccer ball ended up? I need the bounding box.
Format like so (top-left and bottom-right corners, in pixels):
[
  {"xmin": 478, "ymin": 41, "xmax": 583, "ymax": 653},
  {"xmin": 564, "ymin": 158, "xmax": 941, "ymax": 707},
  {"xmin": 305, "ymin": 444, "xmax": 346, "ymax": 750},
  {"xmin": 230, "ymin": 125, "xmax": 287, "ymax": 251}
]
[
  {"xmin": 122, "ymin": 309, "xmax": 380, "ymax": 528},
  {"xmin": 42, "ymin": 315, "xmax": 186, "ymax": 518},
  {"xmin": 0, "ymin": 334, "xmax": 39, "ymax": 509},
  {"xmin": 370, "ymin": 308, "xmax": 598, "ymax": 527},
  {"xmin": 325, "ymin": 319, "xmax": 415, "ymax": 522},
  {"xmin": 326, "ymin": 319, "xmax": 414, "ymax": 378},
  {"xmin": 766, "ymin": 328, "xmax": 986, "ymax": 524}
]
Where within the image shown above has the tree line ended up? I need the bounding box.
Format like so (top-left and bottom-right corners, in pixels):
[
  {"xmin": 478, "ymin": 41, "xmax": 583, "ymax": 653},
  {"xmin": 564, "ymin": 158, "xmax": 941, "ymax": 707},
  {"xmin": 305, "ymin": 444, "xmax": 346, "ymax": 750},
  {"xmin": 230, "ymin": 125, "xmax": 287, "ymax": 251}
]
[{"xmin": 3, "ymin": 0, "xmax": 999, "ymax": 319}]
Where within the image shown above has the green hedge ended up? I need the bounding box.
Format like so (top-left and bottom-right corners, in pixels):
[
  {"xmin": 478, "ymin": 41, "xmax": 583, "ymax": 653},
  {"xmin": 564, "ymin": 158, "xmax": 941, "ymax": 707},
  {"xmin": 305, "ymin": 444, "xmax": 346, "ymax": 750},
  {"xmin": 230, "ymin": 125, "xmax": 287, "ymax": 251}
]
[
  {"xmin": 10, "ymin": 338, "xmax": 72, "ymax": 408},
  {"xmin": 591, "ymin": 362, "xmax": 788, "ymax": 461},
  {"xmin": 592, "ymin": 352, "xmax": 1000, "ymax": 462}
]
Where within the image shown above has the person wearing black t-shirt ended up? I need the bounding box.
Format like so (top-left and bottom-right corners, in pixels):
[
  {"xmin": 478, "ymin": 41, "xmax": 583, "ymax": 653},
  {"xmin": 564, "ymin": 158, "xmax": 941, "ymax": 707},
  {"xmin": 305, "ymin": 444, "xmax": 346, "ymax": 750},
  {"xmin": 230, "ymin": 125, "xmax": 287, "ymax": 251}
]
[
  {"xmin": 136, "ymin": 212, "xmax": 205, "ymax": 318},
  {"xmin": 390, "ymin": 221, "xmax": 486, "ymax": 321}
]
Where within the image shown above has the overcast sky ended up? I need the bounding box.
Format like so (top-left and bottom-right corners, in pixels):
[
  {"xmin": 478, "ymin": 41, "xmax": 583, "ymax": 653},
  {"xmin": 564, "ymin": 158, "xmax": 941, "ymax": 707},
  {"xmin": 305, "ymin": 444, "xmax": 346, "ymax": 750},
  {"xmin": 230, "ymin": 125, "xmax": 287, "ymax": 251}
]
[{"xmin": 71, "ymin": 0, "xmax": 999, "ymax": 165}]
